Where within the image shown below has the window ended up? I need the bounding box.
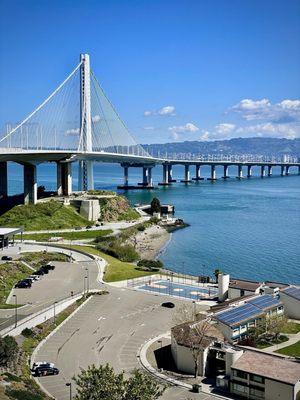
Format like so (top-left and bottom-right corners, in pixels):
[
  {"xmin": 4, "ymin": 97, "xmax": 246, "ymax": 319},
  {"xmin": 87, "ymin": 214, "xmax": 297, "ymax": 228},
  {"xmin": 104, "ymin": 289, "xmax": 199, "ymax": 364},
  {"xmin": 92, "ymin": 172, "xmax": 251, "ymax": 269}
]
[
  {"xmin": 233, "ymin": 370, "xmax": 248, "ymax": 380},
  {"xmin": 250, "ymin": 374, "xmax": 265, "ymax": 384},
  {"xmin": 250, "ymin": 386, "xmax": 264, "ymax": 398},
  {"xmin": 232, "ymin": 382, "xmax": 248, "ymax": 394}
]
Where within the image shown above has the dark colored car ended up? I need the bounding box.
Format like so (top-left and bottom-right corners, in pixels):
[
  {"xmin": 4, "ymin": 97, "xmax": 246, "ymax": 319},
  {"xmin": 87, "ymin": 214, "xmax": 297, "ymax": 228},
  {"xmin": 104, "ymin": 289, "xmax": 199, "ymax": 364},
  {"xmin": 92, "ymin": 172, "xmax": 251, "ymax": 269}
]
[
  {"xmin": 15, "ymin": 280, "xmax": 31, "ymax": 289},
  {"xmin": 34, "ymin": 366, "xmax": 59, "ymax": 377},
  {"xmin": 39, "ymin": 266, "xmax": 49, "ymax": 274},
  {"xmin": 32, "ymin": 270, "xmax": 44, "ymax": 276},
  {"xmin": 46, "ymin": 263, "xmax": 55, "ymax": 271},
  {"xmin": 161, "ymin": 302, "xmax": 175, "ymax": 308},
  {"xmin": 1, "ymin": 256, "xmax": 12, "ymax": 261}
]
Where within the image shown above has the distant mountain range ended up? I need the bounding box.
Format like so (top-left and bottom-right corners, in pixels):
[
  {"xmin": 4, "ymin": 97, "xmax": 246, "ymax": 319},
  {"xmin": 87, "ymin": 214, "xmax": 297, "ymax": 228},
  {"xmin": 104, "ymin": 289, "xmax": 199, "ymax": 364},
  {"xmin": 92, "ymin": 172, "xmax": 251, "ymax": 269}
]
[{"xmin": 142, "ymin": 137, "xmax": 300, "ymax": 159}]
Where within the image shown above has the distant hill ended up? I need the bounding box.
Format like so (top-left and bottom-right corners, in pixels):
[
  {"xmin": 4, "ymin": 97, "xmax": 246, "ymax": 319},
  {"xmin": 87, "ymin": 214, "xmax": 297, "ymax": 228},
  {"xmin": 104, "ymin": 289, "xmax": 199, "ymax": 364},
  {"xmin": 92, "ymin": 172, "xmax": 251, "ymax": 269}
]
[{"xmin": 142, "ymin": 138, "xmax": 300, "ymax": 159}]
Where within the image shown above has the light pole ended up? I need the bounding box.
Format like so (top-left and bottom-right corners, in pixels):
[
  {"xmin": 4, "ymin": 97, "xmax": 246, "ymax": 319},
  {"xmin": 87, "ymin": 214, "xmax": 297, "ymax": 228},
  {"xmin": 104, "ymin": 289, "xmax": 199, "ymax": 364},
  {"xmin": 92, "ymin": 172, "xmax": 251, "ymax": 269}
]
[
  {"xmin": 66, "ymin": 382, "xmax": 72, "ymax": 399},
  {"xmin": 193, "ymin": 300, "xmax": 196, "ymax": 319},
  {"xmin": 53, "ymin": 301, "xmax": 57, "ymax": 325},
  {"xmin": 13, "ymin": 294, "xmax": 17, "ymax": 327},
  {"xmin": 85, "ymin": 267, "xmax": 89, "ymax": 293}
]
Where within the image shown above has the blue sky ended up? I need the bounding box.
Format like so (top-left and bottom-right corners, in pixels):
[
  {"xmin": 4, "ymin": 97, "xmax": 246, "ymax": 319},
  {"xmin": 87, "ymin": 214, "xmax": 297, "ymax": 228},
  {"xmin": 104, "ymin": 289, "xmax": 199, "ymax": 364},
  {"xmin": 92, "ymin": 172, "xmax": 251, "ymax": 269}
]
[{"xmin": 0, "ymin": 0, "xmax": 299, "ymax": 144}]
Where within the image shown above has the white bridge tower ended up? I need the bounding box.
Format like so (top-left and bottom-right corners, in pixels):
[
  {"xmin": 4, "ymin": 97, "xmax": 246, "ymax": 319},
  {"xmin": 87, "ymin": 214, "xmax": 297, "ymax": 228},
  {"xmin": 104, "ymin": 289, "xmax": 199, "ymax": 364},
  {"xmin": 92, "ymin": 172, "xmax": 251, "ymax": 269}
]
[{"xmin": 78, "ymin": 53, "xmax": 94, "ymax": 191}]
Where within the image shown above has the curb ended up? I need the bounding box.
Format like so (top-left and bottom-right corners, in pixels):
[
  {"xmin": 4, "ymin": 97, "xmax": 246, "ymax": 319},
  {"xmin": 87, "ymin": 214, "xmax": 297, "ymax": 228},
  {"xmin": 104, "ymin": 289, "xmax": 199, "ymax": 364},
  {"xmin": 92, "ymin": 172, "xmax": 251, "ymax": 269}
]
[{"xmin": 31, "ymin": 295, "xmax": 94, "ymax": 399}]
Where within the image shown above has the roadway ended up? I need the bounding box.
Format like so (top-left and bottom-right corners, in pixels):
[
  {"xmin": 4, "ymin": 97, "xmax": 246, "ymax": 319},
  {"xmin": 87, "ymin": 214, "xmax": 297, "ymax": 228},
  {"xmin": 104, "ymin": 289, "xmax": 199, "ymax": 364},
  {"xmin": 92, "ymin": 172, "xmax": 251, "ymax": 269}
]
[
  {"xmin": 0, "ymin": 244, "xmax": 102, "ymax": 333},
  {"xmin": 33, "ymin": 287, "xmax": 217, "ymax": 400}
]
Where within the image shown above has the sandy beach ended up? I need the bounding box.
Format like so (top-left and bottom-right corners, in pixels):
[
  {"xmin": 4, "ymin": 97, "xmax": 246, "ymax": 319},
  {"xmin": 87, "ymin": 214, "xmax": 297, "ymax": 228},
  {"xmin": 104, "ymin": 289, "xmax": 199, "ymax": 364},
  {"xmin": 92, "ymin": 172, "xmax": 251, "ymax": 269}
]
[{"xmin": 127, "ymin": 224, "xmax": 171, "ymax": 260}]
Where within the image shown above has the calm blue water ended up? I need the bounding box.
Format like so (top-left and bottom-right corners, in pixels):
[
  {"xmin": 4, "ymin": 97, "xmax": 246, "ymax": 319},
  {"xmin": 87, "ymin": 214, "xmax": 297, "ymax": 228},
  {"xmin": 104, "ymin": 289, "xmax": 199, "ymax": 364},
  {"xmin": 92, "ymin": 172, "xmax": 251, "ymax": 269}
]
[{"xmin": 6, "ymin": 162, "xmax": 300, "ymax": 284}]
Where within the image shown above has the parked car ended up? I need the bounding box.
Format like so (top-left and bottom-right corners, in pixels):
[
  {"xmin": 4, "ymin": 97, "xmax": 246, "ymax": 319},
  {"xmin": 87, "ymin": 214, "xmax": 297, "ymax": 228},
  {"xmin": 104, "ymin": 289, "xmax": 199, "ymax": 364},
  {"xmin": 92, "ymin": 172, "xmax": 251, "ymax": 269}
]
[
  {"xmin": 34, "ymin": 366, "xmax": 59, "ymax": 377},
  {"xmin": 29, "ymin": 275, "xmax": 40, "ymax": 281},
  {"xmin": 161, "ymin": 302, "xmax": 175, "ymax": 308},
  {"xmin": 15, "ymin": 280, "xmax": 31, "ymax": 289},
  {"xmin": 32, "ymin": 270, "xmax": 44, "ymax": 276},
  {"xmin": 46, "ymin": 263, "xmax": 55, "ymax": 270},
  {"xmin": 1, "ymin": 256, "xmax": 12, "ymax": 261},
  {"xmin": 39, "ymin": 266, "xmax": 49, "ymax": 274},
  {"xmin": 31, "ymin": 361, "xmax": 54, "ymax": 371}
]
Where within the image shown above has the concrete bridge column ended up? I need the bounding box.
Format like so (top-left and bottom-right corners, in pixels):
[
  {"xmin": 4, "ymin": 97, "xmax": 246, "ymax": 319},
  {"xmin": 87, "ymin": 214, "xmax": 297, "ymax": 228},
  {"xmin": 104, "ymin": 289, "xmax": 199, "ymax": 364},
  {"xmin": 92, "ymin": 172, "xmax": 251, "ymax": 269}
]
[
  {"xmin": 247, "ymin": 165, "xmax": 252, "ymax": 178},
  {"xmin": 123, "ymin": 166, "xmax": 129, "ymax": 186},
  {"xmin": 208, "ymin": 165, "xmax": 216, "ymax": 181},
  {"xmin": 261, "ymin": 165, "xmax": 266, "ymax": 178},
  {"xmin": 57, "ymin": 162, "xmax": 72, "ymax": 196},
  {"xmin": 285, "ymin": 165, "xmax": 290, "ymax": 175},
  {"xmin": 78, "ymin": 160, "xmax": 94, "ymax": 191},
  {"xmin": 192, "ymin": 164, "xmax": 204, "ymax": 181},
  {"xmin": 268, "ymin": 165, "xmax": 273, "ymax": 176},
  {"xmin": 142, "ymin": 167, "xmax": 148, "ymax": 185},
  {"xmin": 222, "ymin": 165, "xmax": 229, "ymax": 179},
  {"xmin": 298, "ymin": 166, "xmax": 300, "ymax": 175},
  {"xmin": 0, "ymin": 161, "xmax": 8, "ymax": 197},
  {"xmin": 281, "ymin": 165, "xmax": 285, "ymax": 176},
  {"xmin": 24, "ymin": 164, "xmax": 37, "ymax": 205},
  {"xmin": 147, "ymin": 167, "xmax": 153, "ymax": 186},
  {"xmin": 181, "ymin": 165, "xmax": 191, "ymax": 182},
  {"xmin": 168, "ymin": 164, "xmax": 175, "ymax": 182},
  {"xmin": 158, "ymin": 164, "xmax": 170, "ymax": 186},
  {"xmin": 237, "ymin": 165, "xmax": 243, "ymax": 179}
]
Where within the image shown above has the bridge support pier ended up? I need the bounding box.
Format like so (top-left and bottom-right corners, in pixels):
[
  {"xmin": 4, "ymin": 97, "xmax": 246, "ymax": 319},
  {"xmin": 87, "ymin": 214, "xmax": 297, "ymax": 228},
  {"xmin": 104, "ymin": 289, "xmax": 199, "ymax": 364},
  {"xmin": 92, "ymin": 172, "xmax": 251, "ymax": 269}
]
[
  {"xmin": 24, "ymin": 164, "xmax": 37, "ymax": 205},
  {"xmin": 168, "ymin": 164, "xmax": 176, "ymax": 182},
  {"xmin": 281, "ymin": 165, "xmax": 285, "ymax": 176},
  {"xmin": 123, "ymin": 166, "xmax": 129, "ymax": 186},
  {"xmin": 158, "ymin": 164, "xmax": 171, "ymax": 186},
  {"xmin": 236, "ymin": 165, "xmax": 243, "ymax": 179},
  {"xmin": 247, "ymin": 165, "xmax": 252, "ymax": 178},
  {"xmin": 181, "ymin": 164, "xmax": 191, "ymax": 183},
  {"xmin": 222, "ymin": 165, "xmax": 229, "ymax": 179},
  {"xmin": 192, "ymin": 164, "xmax": 204, "ymax": 181},
  {"xmin": 285, "ymin": 165, "xmax": 290, "ymax": 176},
  {"xmin": 261, "ymin": 165, "xmax": 266, "ymax": 178},
  {"xmin": 78, "ymin": 160, "xmax": 94, "ymax": 191},
  {"xmin": 298, "ymin": 166, "xmax": 300, "ymax": 175},
  {"xmin": 268, "ymin": 165, "xmax": 272, "ymax": 176},
  {"xmin": 0, "ymin": 161, "xmax": 8, "ymax": 197},
  {"xmin": 207, "ymin": 165, "xmax": 217, "ymax": 181},
  {"xmin": 57, "ymin": 162, "xmax": 72, "ymax": 196}
]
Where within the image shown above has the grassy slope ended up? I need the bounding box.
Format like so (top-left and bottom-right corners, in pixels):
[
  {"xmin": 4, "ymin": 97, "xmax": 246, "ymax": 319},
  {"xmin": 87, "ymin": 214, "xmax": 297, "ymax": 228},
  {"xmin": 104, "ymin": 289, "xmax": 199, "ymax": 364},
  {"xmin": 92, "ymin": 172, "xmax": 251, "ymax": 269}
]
[
  {"xmin": 0, "ymin": 201, "xmax": 90, "ymax": 231},
  {"xmin": 20, "ymin": 252, "xmax": 69, "ymax": 268},
  {"xmin": 281, "ymin": 322, "xmax": 300, "ymax": 334},
  {"xmin": 70, "ymin": 245, "xmax": 154, "ymax": 282},
  {"xmin": 276, "ymin": 340, "xmax": 300, "ymax": 357},
  {"xmin": 0, "ymin": 262, "xmax": 32, "ymax": 306},
  {"xmin": 18, "ymin": 229, "xmax": 113, "ymax": 241}
]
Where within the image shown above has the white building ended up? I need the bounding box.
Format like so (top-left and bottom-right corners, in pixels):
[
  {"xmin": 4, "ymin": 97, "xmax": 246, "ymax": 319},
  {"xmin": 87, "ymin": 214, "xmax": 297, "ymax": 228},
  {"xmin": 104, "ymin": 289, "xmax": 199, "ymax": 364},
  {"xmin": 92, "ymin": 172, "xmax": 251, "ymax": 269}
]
[{"xmin": 280, "ymin": 286, "xmax": 300, "ymax": 320}]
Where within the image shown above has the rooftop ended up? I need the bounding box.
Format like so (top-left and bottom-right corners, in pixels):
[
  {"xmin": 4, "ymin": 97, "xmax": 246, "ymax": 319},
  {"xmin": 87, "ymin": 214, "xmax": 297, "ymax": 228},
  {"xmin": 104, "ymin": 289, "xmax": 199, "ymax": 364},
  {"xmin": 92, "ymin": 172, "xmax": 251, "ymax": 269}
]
[
  {"xmin": 0, "ymin": 227, "xmax": 23, "ymax": 238},
  {"xmin": 229, "ymin": 278, "xmax": 262, "ymax": 292},
  {"xmin": 281, "ymin": 286, "xmax": 300, "ymax": 301},
  {"xmin": 232, "ymin": 351, "xmax": 300, "ymax": 385},
  {"xmin": 172, "ymin": 320, "xmax": 224, "ymax": 348}
]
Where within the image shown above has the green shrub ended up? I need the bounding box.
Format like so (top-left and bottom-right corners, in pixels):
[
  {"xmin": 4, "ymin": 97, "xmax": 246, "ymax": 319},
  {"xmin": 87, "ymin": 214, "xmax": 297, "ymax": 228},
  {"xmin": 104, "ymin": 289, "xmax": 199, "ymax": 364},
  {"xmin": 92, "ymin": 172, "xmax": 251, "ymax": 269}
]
[
  {"xmin": 137, "ymin": 225, "xmax": 146, "ymax": 232},
  {"xmin": 5, "ymin": 389, "xmax": 43, "ymax": 400},
  {"xmin": 96, "ymin": 243, "xmax": 139, "ymax": 262},
  {"xmin": 0, "ymin": 336, "xmax": 18, "ymax": 367},
  {"xmin": 3, "ymin": 372, "xmax": 22, "ymax": 382},
  {"xmin": 137, "ymin": 259, "xmax": 164, "ymax": 271},
  {"xmin": 21, "ymin": 328, "xmax": 34, "ymax": 338}
]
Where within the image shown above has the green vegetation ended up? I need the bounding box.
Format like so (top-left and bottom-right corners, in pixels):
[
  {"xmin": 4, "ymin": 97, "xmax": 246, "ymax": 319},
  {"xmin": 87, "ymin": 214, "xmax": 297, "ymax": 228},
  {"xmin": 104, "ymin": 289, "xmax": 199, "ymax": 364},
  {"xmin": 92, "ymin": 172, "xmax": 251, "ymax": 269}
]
[
  {"xmin": 0, "ymin": 201, "xmax": 90, "ymax": 231},
  {"xmin": 256, "ymin": 335, "xmax": 288, "ymax": 349},
  {"xmin": 73, "ymin": 364, "xmax": 165, "ymax": 400},
  {"xmin": 98, "ymin": 196, "xmax": 139, "ymax": 222},
  {"xmin": 20, "ymin": 251, "xmax": 69, "ymax": 268},
  {"xmin": 281, "ymin": 321, "xmax": 300, "ymax": 334},
  {"xmin": 68, "ymin": 245, "xmax": 155, "ymax": 282},
  {"xmin": 137, "ymin": 259, "xmax": 164, "ymax": 271},
  {"xmin": 5, "ymin": 389, "xmax": 43, "ymax": 400},
  {"xmin": 18, "ymin": 229, "xmax": 113, "ymax": 242},
  {"xmin": 0, "ymin": 261, "xmax": 32, "ymax": 306},
  {"xmin": 87, "ymin": 189, "xmax": 116, "ymax": 196},
  {"xmin": 150, "ymin": 197, "xmax": 161, "ymax": 214},
  {"xmin": 0, "ymin": 336, "xmax": 18, "ymax": 367},
  {"xmin": 96, "ymin": 242, "xmax": 139, "ymax": 262},
  {"xmin": 276, "ymin": 340, "xmax": 300, "ymax": 357}
]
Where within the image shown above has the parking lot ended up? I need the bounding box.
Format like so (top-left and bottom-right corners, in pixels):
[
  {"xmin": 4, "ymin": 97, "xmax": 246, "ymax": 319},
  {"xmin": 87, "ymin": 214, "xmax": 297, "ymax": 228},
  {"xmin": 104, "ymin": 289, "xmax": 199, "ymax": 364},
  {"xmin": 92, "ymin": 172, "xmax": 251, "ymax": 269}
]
[{"xmin": 34, "ymin": 286, "xmax": 215, "ymax": 400}]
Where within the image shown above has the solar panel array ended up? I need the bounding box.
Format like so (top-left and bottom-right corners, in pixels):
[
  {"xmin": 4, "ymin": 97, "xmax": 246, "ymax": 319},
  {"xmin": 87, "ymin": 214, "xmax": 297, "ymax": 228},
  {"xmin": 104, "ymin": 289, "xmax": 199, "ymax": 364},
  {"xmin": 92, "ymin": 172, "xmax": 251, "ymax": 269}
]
[
  {"xmin": 283, "ymin": 286, "xmax": 300, "ymax": 301},
  {"xmin": 215, "ymin": 303, "xmax": 263, "ymax": 326},
  {"xmin": 247, "ymin": 295, "xmax": 281, "ymax": 310}
]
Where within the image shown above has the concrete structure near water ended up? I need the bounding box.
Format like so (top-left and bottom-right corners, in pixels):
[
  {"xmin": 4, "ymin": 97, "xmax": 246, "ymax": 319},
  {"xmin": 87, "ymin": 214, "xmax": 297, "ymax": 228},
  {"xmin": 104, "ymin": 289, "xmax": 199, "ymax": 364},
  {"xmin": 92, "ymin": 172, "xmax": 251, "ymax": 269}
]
[{"xmin": 0, "ymin": 227, "xmax": 23, "ymax": 249}]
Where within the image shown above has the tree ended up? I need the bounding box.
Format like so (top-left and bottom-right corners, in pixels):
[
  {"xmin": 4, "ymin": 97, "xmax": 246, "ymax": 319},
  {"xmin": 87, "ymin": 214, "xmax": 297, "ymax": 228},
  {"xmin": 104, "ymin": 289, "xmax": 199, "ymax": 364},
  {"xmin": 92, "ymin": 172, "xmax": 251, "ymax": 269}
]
[
  {"xmin": 74, "ymin": 364, "xmax": 164, "ymax": 400},
  {"xmin": 0, "ymin": 336, "xmax": 18, "ymax": 367},
  {"xmin": 125, "ymin": 369, "xmax": 165, "ymax": 400},
  {"xmin": 150, "ymin": 198, "xmax": 161, "ymax": 214},
  {"xmin": 137, "ymin": 259, "xmax": 163, "ymax": 271}
]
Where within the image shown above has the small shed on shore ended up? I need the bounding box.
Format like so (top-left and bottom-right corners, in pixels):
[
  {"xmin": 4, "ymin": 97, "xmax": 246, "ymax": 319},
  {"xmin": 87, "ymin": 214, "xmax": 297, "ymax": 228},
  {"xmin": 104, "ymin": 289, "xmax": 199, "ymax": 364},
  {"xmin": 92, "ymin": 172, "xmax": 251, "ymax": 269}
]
[{"xmin": 0, "ymin": 227, "xmax": 23, "ymax": 249}]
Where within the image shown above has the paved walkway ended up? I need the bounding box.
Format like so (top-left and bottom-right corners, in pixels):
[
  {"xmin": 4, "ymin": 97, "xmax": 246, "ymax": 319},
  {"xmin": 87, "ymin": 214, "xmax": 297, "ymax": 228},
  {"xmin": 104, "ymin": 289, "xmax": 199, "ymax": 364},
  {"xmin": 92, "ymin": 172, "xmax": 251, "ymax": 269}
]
[{"xmin": 263, "ymin": 331, "xmax": 300, "ymax": 354}]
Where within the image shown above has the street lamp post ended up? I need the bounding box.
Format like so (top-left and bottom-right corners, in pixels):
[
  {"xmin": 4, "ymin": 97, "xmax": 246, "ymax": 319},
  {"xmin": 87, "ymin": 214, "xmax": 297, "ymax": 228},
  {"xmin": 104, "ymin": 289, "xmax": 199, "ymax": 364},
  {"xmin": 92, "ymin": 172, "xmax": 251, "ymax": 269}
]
[
  {"xmin": 53, "ymin": 301, "xmax": 57, "ymax": 325},
  {"xmin": 85, "ymin": 267, "xmax": 89, "ymax": 293},
  {"xmin": 12, "ymin": 294, "xmax": 17, "ymax": 328},
  {"xmin": 66, "ymin": 382, "xmax": 72, "ymax": 399}
]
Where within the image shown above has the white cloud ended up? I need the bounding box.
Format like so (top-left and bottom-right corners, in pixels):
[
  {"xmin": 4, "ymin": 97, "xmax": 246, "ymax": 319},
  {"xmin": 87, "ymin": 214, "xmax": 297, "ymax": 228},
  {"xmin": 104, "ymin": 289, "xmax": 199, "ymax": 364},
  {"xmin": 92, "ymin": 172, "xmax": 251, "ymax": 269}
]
[
  {"xmin": 158, "ymin": 105, "xmax": 176, "ymax": 116},
  {"xmin": 215, "ymin": 123, "xmax": 236, "ymax": 134},
  {"xmin": 236, "ymin": 122, "xmax": 299, "ymax": 139},
  {"xmin": 168, "ymin": 122, "xmax": 199, "ymax": 133},
  {"xmin": 231, "ymin": 98, "xmax": 300, "ymax": 123},
  {"xmin": 143, "ymin": 126, "xmax": 155, "ymax": 130},
  {"xmin": 92, "ymin": 115, "xmax": 101, "ymax": 123},
  {"xmin": 65, "ymin": 128, "xmax": 79, "ymax": 136},
  {"xmin": 144, "ymin": 105, "xmax": 176, "ymax": 117}
]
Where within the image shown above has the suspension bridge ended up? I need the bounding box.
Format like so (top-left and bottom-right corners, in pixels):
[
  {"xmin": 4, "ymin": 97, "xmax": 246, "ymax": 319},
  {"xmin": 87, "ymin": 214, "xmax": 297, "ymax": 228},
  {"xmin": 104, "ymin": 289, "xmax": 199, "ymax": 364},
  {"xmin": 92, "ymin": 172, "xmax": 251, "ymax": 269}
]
[{"xmin": 0, "ymin": 54, "xmax": 299, "ymax": 204}]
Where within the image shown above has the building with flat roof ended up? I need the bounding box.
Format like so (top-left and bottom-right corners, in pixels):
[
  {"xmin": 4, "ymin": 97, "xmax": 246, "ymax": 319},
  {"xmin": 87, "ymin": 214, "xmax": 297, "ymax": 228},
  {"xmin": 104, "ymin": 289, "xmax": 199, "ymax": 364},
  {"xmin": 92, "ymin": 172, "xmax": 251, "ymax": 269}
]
[
  {"xmin": 230, "ymin": 350, "xmax": 300, "ymax": 400},
  {"xmin": 228, "ymin": 278, "xmax": 263, "ymax": 300},
  {"xmin": 280, "ymin": 286, "xmax": 300, "ymax": 320},
  {"xmin": 213, "ymin": 294, "xmax": 284, "ymax": 342},
  {"xmin": 0, "ymin": 227, "xmax": 23, "ymax": 249}
]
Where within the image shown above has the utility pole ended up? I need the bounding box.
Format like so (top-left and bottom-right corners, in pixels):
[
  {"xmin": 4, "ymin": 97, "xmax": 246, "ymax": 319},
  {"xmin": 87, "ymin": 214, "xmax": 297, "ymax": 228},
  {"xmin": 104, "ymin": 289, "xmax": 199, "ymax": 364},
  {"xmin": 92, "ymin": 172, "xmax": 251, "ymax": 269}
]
[{"xmin": 78, "ymin": 54, "xmax": 94, "ymax": 191}]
